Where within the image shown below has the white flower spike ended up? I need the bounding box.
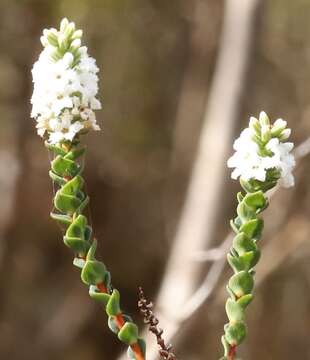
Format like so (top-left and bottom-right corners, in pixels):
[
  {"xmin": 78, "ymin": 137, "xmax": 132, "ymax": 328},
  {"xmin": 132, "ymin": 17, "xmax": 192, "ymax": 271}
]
[
  {"xmin": 31, "ymin": 18, "xmax": 101, "ymax": 145},
  {"xmin": 227, "ymin": 112, "xmax": 295, "ymax": 188}
]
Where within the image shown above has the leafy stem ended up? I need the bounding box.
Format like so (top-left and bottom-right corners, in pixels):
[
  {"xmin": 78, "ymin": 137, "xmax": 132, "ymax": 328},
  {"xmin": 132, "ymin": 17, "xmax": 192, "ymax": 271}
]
[{"xmin": 47, "ymin": 141, "xmax": 146, "ymax": 360}]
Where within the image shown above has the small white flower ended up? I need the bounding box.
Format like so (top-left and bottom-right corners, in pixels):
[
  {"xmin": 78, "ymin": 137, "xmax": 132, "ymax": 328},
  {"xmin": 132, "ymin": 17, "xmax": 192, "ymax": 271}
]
[
  {"xmin": 227, "ymin": 113, "xmax": 295, "ymax": 188},
  {"xmin": 30, "ymin": 18, "xmax": 102, "ymax": 144},
  {"xmin": 64, "ymin": 121, "xmax": 84, "ymax": 141}
]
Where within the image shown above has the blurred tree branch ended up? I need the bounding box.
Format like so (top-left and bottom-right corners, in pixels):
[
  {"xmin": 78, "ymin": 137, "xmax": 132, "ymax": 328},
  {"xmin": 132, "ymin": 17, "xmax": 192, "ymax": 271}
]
[
  {"xmin": 156, "ymin": 0, "xmax": 262, "ymax": 319},
  {"xmin": 118, "ymin": 0, "xmax": 263, "ymax": 358}
]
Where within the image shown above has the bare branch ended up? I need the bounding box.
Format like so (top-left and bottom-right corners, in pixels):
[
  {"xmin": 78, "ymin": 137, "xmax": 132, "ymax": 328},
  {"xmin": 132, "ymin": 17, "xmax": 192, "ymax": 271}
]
[
  {"xmin": 156, "ymin": 0, "xmax": 262, "ymax": 324},
  {"xmin": 138, "ymin": 287, "xmax": 177, "ymax": 360}
]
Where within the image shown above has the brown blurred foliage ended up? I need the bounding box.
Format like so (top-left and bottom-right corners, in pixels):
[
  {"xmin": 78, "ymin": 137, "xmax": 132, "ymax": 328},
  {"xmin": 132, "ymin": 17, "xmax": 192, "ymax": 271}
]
[{"xmin": 0, "ymin": 1, "xmax": 309, "ymax": 359}]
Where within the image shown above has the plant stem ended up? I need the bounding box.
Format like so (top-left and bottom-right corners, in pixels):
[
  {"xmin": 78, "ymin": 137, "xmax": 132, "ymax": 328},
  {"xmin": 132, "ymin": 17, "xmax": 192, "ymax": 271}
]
[{"xmin": 47, "ymin": 141, "xmax": 145, "ymax": 360}]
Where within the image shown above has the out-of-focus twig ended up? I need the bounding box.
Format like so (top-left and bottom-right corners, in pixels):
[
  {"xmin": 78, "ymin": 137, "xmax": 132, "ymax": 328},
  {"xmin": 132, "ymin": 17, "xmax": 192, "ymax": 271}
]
[
  {"xmin": 114, "ymin": 2, "xmax": 263, "ymax": 359},
  {"xmin": 155, "ymin": 0, "xmax": 262, "ymax": 322},
  {"xmin": 138, "ymin": 287, "xmax": 177, "ymax": 360}
]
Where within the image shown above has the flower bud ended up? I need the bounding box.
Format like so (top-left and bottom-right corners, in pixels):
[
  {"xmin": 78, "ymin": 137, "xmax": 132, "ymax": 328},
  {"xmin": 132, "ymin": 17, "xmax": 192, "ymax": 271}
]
[
  {"xmin": 57, "ymin": 33, "xmax": 66, "ymax": 48},
  {"xmin": 271, "ymin": 118, "xmax": 287, "ymax": 137},
  {"xmin": 65, "ymin": 22, "xmax": 76, "ymax": 38},
  {"xmin": 261, "ymin": 124, "xmax": 271, "ymax": 142},
  {"xmin": 45, "ymin": 31, "xmax": 58, "ymax": 47},
  {"xmin": 70, "ymin": 38, "xmax": 81, "ymax": 50},
  {"xmin": 279, "ymin": 128, "xmax": 291, "ymax": 140},
  {"xmin": 72, "ymin": 29, "xmax": 83, "ymax": 39},
  {"xmin": 249, "ymin": 116, "xmax": 260, "ymax": 135},
  {"xmin": 60, "ymin": 17, "xmax": 69, "ymax": 33},
  {"xmin": 259, "ymin": 111, "xmax": 270, "ymax": 126}
]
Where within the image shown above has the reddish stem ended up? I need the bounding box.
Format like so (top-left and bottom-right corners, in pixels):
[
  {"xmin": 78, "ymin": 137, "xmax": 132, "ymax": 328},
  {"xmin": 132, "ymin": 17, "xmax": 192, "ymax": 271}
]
[
  {"xmin": 114, "ymin": 313, "xmax": 125, "ymax": 328},
  {"xmin": 228, "ymin": 345, "xmax": 237, "ymax": 360},
  {"xmin": 97, "ymin": 282, "xmax": 108, "ymax": 293},
  {"xmin": 130, "ymin": 343, "xmax": 145, "ymax": 360},
  {"xmin": 96, "ymin": 282, "xmax": 145, "ymax": 360}
]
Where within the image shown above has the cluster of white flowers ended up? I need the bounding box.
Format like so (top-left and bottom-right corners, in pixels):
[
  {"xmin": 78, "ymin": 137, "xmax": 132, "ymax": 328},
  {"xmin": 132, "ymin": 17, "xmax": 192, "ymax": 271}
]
[
  {"xmin": 227, "ymin": 112, "xmax": 295, "ymax": 188},
  {"xmin": 31, "ymin": 18, "xmax": 101, "ymax": 144}
]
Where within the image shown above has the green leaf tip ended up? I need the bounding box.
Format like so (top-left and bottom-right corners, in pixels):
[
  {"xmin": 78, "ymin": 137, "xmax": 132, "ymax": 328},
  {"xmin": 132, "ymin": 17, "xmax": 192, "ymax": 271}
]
[{"xmin": 118, "ymin": 322, "xmax": 139, "ymax": 345}]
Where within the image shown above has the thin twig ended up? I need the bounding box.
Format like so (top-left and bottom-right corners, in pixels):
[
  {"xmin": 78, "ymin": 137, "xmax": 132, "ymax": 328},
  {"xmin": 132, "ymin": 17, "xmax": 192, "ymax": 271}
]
[{"xmin": 138, "ymin": 287, "xmax": 177, "ymax": 360}]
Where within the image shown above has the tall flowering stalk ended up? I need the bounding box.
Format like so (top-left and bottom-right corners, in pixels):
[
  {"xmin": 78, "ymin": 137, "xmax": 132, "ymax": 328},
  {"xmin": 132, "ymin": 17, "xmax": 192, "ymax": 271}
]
[
  {"xmin": 31, "ymin": 18, "xmax": 145, "ymax": 360},
  {"xmin": 220, "ymin": 112, "xmax": 295, "ymax": 359}
]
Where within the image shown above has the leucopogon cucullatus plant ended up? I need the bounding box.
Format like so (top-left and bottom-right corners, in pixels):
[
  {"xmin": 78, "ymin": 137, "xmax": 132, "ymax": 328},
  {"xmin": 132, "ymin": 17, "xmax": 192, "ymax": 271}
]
[
  {"xmin": 30, "ymin": 18, "xmax": 146, "ymax": 360},
  {"xmin": 220, "ymin": 111, "xmax": 295, "ymax": 360}
]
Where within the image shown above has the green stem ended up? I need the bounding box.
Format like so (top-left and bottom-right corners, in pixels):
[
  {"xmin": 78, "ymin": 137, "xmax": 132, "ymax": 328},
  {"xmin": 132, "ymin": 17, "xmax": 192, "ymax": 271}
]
[
  {"xmin": 220, "ymin": 179, "xmax": 272, "ymax": 359},
  {"xmin": 46, "ymin": 141, "xmax": 146, "ymax": 360}
]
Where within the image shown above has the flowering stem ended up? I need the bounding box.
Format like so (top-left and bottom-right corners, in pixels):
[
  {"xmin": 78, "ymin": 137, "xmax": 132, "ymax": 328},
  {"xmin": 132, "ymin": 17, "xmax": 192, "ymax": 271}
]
[
  {"xmin": 220, "ymin": 182, "xmax": 267, "ymax": 359},
  {"xmin": 47, "ymin": 141, "xmax": 146, "ymax": 360},
  {"xmin": 31, "ymin": 18, "xmax": 146, "ymax": 358},
  {"xmin": 221, "ymin": 112, "xmax": 295, "ymax": 359}
]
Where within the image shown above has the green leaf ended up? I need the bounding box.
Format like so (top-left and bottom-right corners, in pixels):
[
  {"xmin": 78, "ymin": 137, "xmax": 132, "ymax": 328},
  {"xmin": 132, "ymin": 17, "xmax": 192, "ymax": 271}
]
[
  {"xmin": 227, "ymin": 254, "xmax": 244, "ymax": 273},
  {"xmin": 50, "ymin": 212, "xmax": 72, "ymax": 226},
  {"xmin": 49, "ymin": 170, "xmax": 66, "ymax": 185},
  {"xmin": 237, "ymin": 192, "xmax": 244, "ymax": 203},
  {"xmin": 224, "ymin": 321, "xmax": 246, "ymax": 345},
  {"xmin": 61, "ymin": 175, "xmax": 84, "ymax": 196},
  {"xmin": 66, "ymin": 215, "xmax": 87, "ymax": 239},
  {"xmin": 237, "ymin": 202, "xmax": 256, "ymax": 223},
  {"xmin": 118, "ymin": 322, "xmax": 139, "ymax": 345},
  {"xmin": 51, "ymin": 155, "xmax": 79, "ymax": 177},
  {"xmin": 64, "ymin": 147, "xmax": 85, "ymax": 160},
  {"xmin": 228, "ymin": 271, "xmax": 254, "ymax": 298},
  {"xmin": 221, "ymin": 335, "xmax": 230, "ymax": 357},
  {"xmin": 230, "ymin": 219, "xmax": 239, "ymax": 234},
  {"xmin": 75, "ymin": 195, "xmax": 89, "ymax": 214},
  {"xmin": 233, "ymin": 233, "xmax": 257, "ymax": 255},
  {"xmin": 226, "ymin": 285, "xmax": 237, "ymax": 301},
  {"xmin": 108, "ymin": 316, "xmax": 119, "ymax": 334},
  {"xmin": 63, "ymin": 236, "xmax": 90, "ymax": 254},
  {"xmin": 106, "ymin": 289, "xmax": 121, "ymax": 316},
  {"xmin": 239, "ymin": 219, "xmax": 264, "ymax": 240},
  {"xmin": 240, "ymin": 179, "xmax": 256, "ymax": 193},
  {"xmin": 237, "ymin": 294, "xmax": 253, "ymax": 309},
  {"xmin": 239, "ymin": 250, "xmax": 260, "ymax": 270},
  {"xmin": 81, "ymin": 260, "xmax": 106, "ymax": 285},
  {"xmin": 54, "ymin": 192, "xmax": 81, "ymax": 214},
  {"xmin": 243, "ymin": 191, "xmax": 266, "ymax": 210},
  {"xmin": 225, "ymin": 299, "xmax": 244, "ymax": 323},
  {"xmin": 86, "ymin": 240, "xmax": 97, "ymax": 261},
  {"xmin": 45, "ymin": 142, "xmax": 66, "ymax": 156},
  {"xmin": 89, "ymin": 285, "xmax": 111, "ymax": 305}
]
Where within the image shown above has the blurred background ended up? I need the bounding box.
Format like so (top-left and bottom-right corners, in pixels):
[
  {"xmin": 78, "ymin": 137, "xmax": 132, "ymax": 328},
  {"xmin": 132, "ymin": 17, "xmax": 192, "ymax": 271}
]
[{"xmin": 0, "ymin": 0, "xmax": 310, "ymax": 359}]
